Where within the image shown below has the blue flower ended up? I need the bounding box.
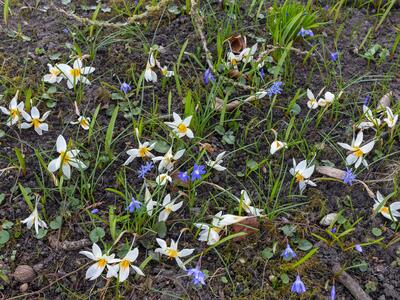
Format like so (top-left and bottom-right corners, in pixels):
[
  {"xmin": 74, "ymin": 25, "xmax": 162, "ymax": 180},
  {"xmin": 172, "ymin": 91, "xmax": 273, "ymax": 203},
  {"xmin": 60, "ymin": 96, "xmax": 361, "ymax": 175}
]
[
  {"xmin": 291, "ymin": 275, "xmax": 306, "ymax": 294},
  {"xmin": 120, "ymin": 82, "xmax": 132, "ymax": 94},
  {"xmin": 331, "ymin": 285, "xmax": 336, "ymax": 300},
  {"xmin": 330, "ymin": 52, "xmax": 339, "ymax": 62},
  {"xmin": 298, "ymin": 27, "xmax": 314, "ymax": 37},
  {"xmin": 203, "ymin": 68, "xmax": 215, "ymax": 85},
  {"xmin": 363, "ymin": 95, "xmax": 371, "ymax": 106},
  {"xmin": 187, "ymin": 265, "xmax": 206, "ymax": 287},
  {"xmin": 138, "ymin": 161, "xmax": 154, "ymax": 179},
  {"xmin": 330, "ymin": 227, "xmax": 337, "ymax": 233},
  {"xmin": 267, "ymin": 81, "xmax": 283, "ymax": 97},
  {"xmin": 355, "ymin": 244, "xmax": 363, "ymax": 253},
  {"xmin": 260, "ymin": 68, "xmax": 265, "ymax": 80},
  {"xmin": 178, "ymin": 171, "xmax": 190, "ymax": 183},
  {"xmin": 342, "ymin": 168, "xmax": 356, "ymax": 186},
  {"xmin": 191, "ymin": 164, "xmax": 206, "ymax": 181},
  {"xmin": 127, "ymin": 197, "xmax": 142, "ymax": 213},
  {"xmin": 91, "ymin": 208, "xmax": 99, "ymax": 214},
  {"xmin": 281, "ymin": 243, "xmax": 297, "ymax": 260}
]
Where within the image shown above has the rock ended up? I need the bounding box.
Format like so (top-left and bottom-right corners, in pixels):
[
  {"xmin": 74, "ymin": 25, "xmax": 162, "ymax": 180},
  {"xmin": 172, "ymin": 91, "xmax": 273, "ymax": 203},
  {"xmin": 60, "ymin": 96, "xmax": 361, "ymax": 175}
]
[
  {"xmin": 19, "ymin": 283, "xmax": 28, "ymax": 293},
  {"xmin": 13, "ymin": 265, "xmax": 36, "ymax": 283}
]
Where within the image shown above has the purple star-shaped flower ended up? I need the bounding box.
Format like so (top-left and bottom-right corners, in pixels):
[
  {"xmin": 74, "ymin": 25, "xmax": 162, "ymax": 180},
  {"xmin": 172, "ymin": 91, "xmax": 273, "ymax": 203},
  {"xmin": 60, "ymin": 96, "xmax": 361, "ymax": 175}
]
[{"xmin": 191, "ymin": 164, "xmax": 206, "ymax": 181}]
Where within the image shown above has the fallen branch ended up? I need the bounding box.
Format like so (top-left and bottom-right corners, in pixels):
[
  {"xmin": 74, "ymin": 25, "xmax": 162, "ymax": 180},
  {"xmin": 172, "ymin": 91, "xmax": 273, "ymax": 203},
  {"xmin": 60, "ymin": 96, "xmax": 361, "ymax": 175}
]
[
  {"xmin": 50, "ymin": 0, "xmax": 174, "ymax": 28},
  {"xmin": 332, "ymin": 263, "xmax": 372, "ymax": 300}
]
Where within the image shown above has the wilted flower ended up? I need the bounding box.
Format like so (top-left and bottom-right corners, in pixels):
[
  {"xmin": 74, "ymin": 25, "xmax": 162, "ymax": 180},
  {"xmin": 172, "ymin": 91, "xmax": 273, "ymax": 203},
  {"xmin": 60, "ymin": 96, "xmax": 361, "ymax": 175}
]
[
  {"xmin": 165, "ymin": 112, "xmax": 194, "ymax": 139},
  {"xmin": 160, "ymin": 66, "xmax": 174, "ymax": 77},
  {"xmin": 259, "ymin": 67, "xmax": 265, "ymax": 80},
  {"xmin": 127, "ymin": 197, "xmax": 142, "ymax": 213},
  {"xmin": 384, "ymin": 107, "xmax": 398, "ymax": 128},
  {"xmin": 239, "ymin": 44, "xmax": 258, "ymax": 64},
  {"xmin": 373, "ymin": 191, "xmax": 400, "ymax": 222},
  {"xmin": 155, "ymin": 238, "xmax": 194, "ymax": 270},
  {"xmin": 191, "ymin": 164, "xmax": 206, "ymax": 181},
  {"xmin": 298, "ymin": 27, "xmax": 314, "ymax": 37},
  {"xmin": 270, "ymin": 140, "xmax": 287, "ymax": 155},
  {"xmin": 79, "ymin": 243, "xmax": 119, "ymax": 280},
  {"xmin": 281, "ymin": 243, "xmax": 296, "ymax": 260},
  {"xmin": 57, "ymin": 59, "xmax": 95, "ymax": 89},
  {"xmin": 21, "ymin": 196, "xmax": 47, "ymax": 235},
  {"xmin": 106, "ymin": 248, "xmax": 144, "ymax": 282},
  {"xmin": 43, "ymin": 64, "xmax": 63, "ymax": 84},
  {"xmin": 357, "ymin": 105, "xmax": 381, "ymax": 130},
  {"xmin": 306, "ymin": 89, "xmax": 319, "ymax": 109},
  {"xmin": 144, "ymin": 53, "xmax": 157, "ymax": 83},
  {"xmin": 289, "ymin": 159, "xmax": 316, "ymax": 192},
  {"xmin": 291, "ymin": 275, "xmax": 306, "ymax": 294},
  {"xmin": 0, "ymin": 91, "xmax": 24, "ymax": 126},
  {"xmin": 120, "ymin": 82, "xmax": 131, "ymax": 94},
  {"xmin": 48, "ymin": 135, "xmax": 87, "ymax": 179},
  {"xmin": 238, "ymin": 190, "xmax": 263, "ymax": 216},
  {"xmin": 206, "ymin": 151, "xmax": 226, "ymax": 171},
  {"xmin": 153, "ymin": 147, "xmax": 185, "ymax": 172},
  {"xmin": 318, "ymin": 91, "xmax": 335, "ymax": 107},
  {"xmin": 338, "ymin": 131, "xmax": 375, "ymax": 169},
  {"xmin": 144, "ymin": 187, "xmax": 157, "ymax": 216},
  {"xmin": 20, "ymin": 107, "xmax": 50, "ymax": 135},
  {"xmin": 342, "ymin": 168, "xmax": 356, "ymax": 186},
  {"xmin": 158, "ymin": 194, "xmax": 183, "ymax": 222}
]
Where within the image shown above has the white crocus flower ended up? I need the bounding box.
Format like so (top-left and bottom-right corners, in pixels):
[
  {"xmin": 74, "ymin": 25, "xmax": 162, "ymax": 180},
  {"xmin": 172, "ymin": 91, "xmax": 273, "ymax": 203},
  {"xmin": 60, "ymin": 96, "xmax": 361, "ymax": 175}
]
[
  {"xmin": 270, "ymin": 140, "xmax": 287, "ymax": 155},
  {"xmin": 206, "ymin": 151, "xmax": 226, "ymax": 171},
  {"xmin": 158, "ymin": 194, "xmax": 183, "ymax": 222},
  {"xmin": 57, "ymin": 59, "xmax": 95, "ymax": 89},
  {"xmin": 165, "ymin": 112, "xmax": 194, "ymax": 139},
  {"xmin": 144, "ymin": 53, "xmax": 157, "ymax": 83},
  {"xmin": 227, "ymin": 52, "xmax": 241, "ymax": 67},
  {"xmin": 160, "ymin": 66, "xmax": 174, "ymax": 77},
  {"xmin": 238, "ymin": 190, "xmax": 263, "ymax": 216},
  {"xmin": 71, "ymin": 115, "xmax": 91, "ymax": 130},
  {"xmin": 240, "ymin": 44, "xmax": 258, "ymax": 63},
  {"xmin": 384, "ymin": 107, "xmax": 398, "ymax": 128},
  {"xmin": 155, "ymin": 173, "xmax": 172, "ymax": 186},
  {"xmin": 289, "ymin": 159, "xmax": 316, "ymax": 192},
  {"xmin": 153, "ymin": 147, "xmax": 185, "ymax": 172},
  {"xmin": 106, "ymin": 248, "xmax": 144, "ymax": 282},
  {"xmin": 43, "ymin": 64, "xmax": 63, "ymax": 84},
  {"xmin": 21, "ymin": 197, "xmax": 47, "ymax": 235},
  {"xmin": 337, "ymin": 131, "xmax": 375, "ymax": 169},
  {"xmin": 0, "ymin": 91, "xmax": 24, "ymax": 126},
  {"xmin": 145, "ymin": 187, "xmax": 157, "ymax": 216},
  {"xmin": 317, "ymin": 91, "xmax": 335, "ymax": 107},
  {"xmin": 20, "ymin": 107, "xmax": 50, "ymax": 135},
  {"xmin": 154, "ymin": 238, "xmax": 194, "ymax": 270},
  {"xmin": 357, "ymin": 105, "xmax": 381, "ymax": 130},
  {"xmin": 306, "ymin": 89, "xmax": 319, "ymax": 109},
  {"xmin": 48, "ymin": 135, "xmax": 87, "ymax": 179},
  {"xmin": 124, "ymin": 129, "xmax": 156, "ymax": 165},
  {"xmin": 373, "ymin": 191, "xmax": 400, "ymax": 222},
  {"xmin": 79, "ymin": 243, "xmax": 119, "ymax": 281}
]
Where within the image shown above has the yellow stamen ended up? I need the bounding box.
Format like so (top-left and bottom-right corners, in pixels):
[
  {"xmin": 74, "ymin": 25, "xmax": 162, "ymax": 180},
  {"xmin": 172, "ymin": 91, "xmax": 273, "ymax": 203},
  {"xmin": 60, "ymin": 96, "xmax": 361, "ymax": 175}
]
[
  {"xmin": 166, "ymin": 248, "xmax": 178, "ymax": 258},
  {"xmin": 380, "ymin": 206, "xmax": 389, "ymax": 214},
  {"xmin": 60, "ymin": 151, "xmax": 71, "ymax": 165},
  {"xmin": 32, "ymin": 118, "xmax": 41, "ymax": 129},
  {"xmin": 295, "ymin": 172, "xmax": 304, "ymax": 183},
  {"xmin": 138, "ymin": 147, "xmax": 150, "ymax": 157},
  {"xmin": 98, "ymin": 258, "xmax": 107, "ymax": 268},
  {"xmin": 353, "ymin": 147, "xmax": 363, "ymax": 158},
  {"xmin": 51, "ymin": 68, "xmax": 61, "ymax": 76},
  {"xmin": 70, "ymin": 68, "xmax": 81, "ymax": 77},
  {"xmin": 120, "ymin": 259, "xmax": 130, "ymax": 269},
  {"xmin": 177, "ymin": 123, "xmax": 187, "ymax": 133},
  {"xmin": 10, "ymin": 108, "xmax": 19, "ymax": 118},
  {"xmin": 80, "ymin": 118, "xmax": 89, "ymax": 128}
]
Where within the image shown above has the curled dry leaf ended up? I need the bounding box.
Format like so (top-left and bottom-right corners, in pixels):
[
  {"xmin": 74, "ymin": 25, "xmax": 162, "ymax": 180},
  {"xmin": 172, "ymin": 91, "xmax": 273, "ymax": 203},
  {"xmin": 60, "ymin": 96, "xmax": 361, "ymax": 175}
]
[
  {"xmin": 228, "ymin": 69, "xmax": 242, "ymax": 79},
  {"xmin": 215, "ymin": 97, "xmax": 240, "ymax": 112},
  {"xmin": 228, "ymin": 34, "xmax": 247, "ymax": 54},
  {"xmin": 377, "ymin": 91, "xmax": 393, "ymax": 110},
  {"xmin": 231, "ymin": 216, "xmax": 260, "ymax": 241},
  {"xmin": 199, "ymin": 142, "xmax": 216, "ymax": 154},
  {"xmin": 316, "ymin": 166, "xmax": 346, "ymax": 180}
]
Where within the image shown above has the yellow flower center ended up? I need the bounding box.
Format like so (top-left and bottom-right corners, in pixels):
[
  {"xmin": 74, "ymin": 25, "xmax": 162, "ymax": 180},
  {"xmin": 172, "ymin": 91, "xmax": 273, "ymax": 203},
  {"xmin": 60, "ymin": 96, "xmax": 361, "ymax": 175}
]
[
  {"xmin": 177, "ymin": 123, "xmax": 187, "ymax": 133},
  {"xmin": 51, "ymin": 68, "xmax": 61, "ymax": 76},
  {"xmin": 120, "ymin": 259, "xmax": 130, "ymax": 269},
  {"xmin": 10, "ymin": 108, "xmax": 19, "ymax": 118},
  {"xmin": 98, "ymin": 258, "xmax": 107, "ymax": 268},
  {"xmin": 231, "ymin": 59, "xmax": 237, "ymax": 65},
  {"xmin": 212, "ymin": 227, "xmax": 221, "ymax": 234},
  {"xmin": 70, "ymin": 68, "xmax": 81, "ymax": 77},
  {"xmin": 295, "ymin": 172, "xmax": 304, "ymax": 183},
  {"xmin": 32, "ymin": 118, "xmax": 41, "ymax": 129},
  {"xmin": 353, "ymin": 147, "xmax": 364, "ymax": 158},
  {"xmin": 166, "ymin": 248, "xmax": 179, "ymax": 258},
  {"xmin": 138, "ymin": 147, "xmax": 150, "ymax": 157},
  {"xmin": 380, "ymin": 206, "xmax": 389, "ymax": 214},
  {"xmin": 80, "ymin": 118, "xmax": 89, "ymax": 128},
  {"xmin": 60, "ymin": 151, "xmax": 71, "ymax": 165}
]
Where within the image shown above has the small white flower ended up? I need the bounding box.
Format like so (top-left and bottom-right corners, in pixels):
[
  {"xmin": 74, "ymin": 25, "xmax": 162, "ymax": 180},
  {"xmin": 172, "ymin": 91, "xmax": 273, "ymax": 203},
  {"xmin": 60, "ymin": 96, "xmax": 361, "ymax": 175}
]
[
  {"xmin": 144, "ymin": 187, "xmax": 157, "ymax": 216},
  {"xmin": 239, "ymin": 44, "xmax": 258, "ymax": 63},
  {"xmin": 124, "ymin": 129, "xmax": 156, "ymax": 165},
  {"xmin": 373, "ymin": 191, "xmax": 400, "ymax": 222},
  {"xmin": 79, "ymin": 243, "xmax": 119, "ymax": 281},
  {"xmin": 317, "ymin": 91, "xmax": 335, "ymax": 107},
  {"xmin": 165, "ymin": 112, "xmax": 194, "ymax": 139},
  {"xmin": 158, "ymin": 194, "xmax": 183, "ymax": 222},
  {"xmin": 48, "ymin": 135, "xmax": 87, "ymax": 179},
  {"xmin": 306, "ymin": 89, "xmax": 318, "ymax": 109},
  {"xmin": 338, "ymin": 131, "xmax": 375, "ymax": 169},
  {"xmin": 357, "ymin": 105, "xmax": 381, "ymax": 130},
  {"xmin": 43, "ymin": 64, "xmax": 63, "ymax": 84},
  {"xmin": 106, "ymin": 248, "xmax": 144, "ymax": 282},
  {"xmin": 383, "ymin": 107, "xmax": 398, "ymax": 128},
  {"xmin": 20, "ymin": 107, "xmax": 50, "ymax": 135},
  {"xmin": 238, "ymin": 190, "xmax": 263, "ymax": 216},
  {"xmin": 227, "ymin": 52, "xmax": 241, "ymax": 67},
  {"xmin": 155, "ymin": 173, "xmax": 172, "ymax": 186},
  {"xmin": 270, "ymin": 140, "xmax": 287, "ymax": 155},
  {"xmin": 154, "ymin": 238, "xmax": 194, "ymax": 270},
  {"xmin": 206, "ymin": 151, "xmax": 226, "ymax": 171},
  {"xmin": 144, "ymin": 53, "xmax": 157, "ymax": 83},
  {"xmin": 153, "ymin": 147, "xmax": 185, "ymax": 172},
  {"xmin": 70, "ymin": 103, "xmax": 90, "ymax": 130},
  {"xmin": 289, "ymin": 159, "xmax": 316, "ymax": 192},
  {"xmin": 21, "ymin": 196, "xmax": 47, "ymax": 235},
  {"xmin": 0, "ymin": 91, "xmax": 25, "ymax": 126},
  {"xmin": 160, "ymin": 66, "xmax": 174, "ymax": 77},
  {"xmin": 57, "ymin": 59, "xmax": 95, "ymax": 89}
]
